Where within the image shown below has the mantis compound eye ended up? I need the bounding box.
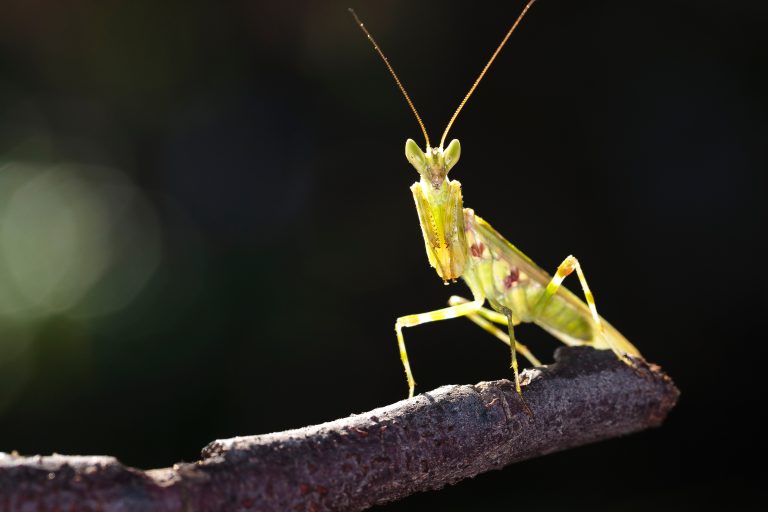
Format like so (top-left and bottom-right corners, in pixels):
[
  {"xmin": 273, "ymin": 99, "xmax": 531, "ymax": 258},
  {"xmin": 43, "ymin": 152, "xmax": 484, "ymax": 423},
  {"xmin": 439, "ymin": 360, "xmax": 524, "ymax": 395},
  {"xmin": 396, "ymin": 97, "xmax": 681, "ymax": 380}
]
[
  {"xmin": 405, "ymin": 138, "xmax": 427, "ymax": 174},
  {"xmin": 443, "ymin": 139, "xmax": 461, "ymax": 173}
]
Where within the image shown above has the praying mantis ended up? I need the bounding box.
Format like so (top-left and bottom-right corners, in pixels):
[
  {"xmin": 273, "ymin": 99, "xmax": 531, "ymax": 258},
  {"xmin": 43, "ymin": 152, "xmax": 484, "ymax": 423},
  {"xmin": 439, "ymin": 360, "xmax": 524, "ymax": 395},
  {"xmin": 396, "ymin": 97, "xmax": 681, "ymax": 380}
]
[{"xmin": 351, "ymin": 0, "xmax": 641, "ymax": 400}]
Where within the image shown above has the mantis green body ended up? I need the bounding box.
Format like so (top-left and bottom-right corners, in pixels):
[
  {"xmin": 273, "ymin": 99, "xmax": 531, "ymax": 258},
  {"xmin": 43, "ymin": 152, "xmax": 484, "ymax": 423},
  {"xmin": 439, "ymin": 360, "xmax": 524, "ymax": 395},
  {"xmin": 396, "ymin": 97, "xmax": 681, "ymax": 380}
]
[{"xmin": 352, "ymin": 1, "xmax": 641, "ymax": 399}]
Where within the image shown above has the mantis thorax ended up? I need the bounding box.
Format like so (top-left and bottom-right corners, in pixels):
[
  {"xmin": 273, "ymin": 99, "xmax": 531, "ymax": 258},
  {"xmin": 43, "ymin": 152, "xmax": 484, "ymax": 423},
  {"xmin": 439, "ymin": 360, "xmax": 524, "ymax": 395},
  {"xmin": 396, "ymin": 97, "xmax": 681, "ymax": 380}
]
[{"xmin": 406, "ymin": 138, "xmax": 467, "ymax": 282}]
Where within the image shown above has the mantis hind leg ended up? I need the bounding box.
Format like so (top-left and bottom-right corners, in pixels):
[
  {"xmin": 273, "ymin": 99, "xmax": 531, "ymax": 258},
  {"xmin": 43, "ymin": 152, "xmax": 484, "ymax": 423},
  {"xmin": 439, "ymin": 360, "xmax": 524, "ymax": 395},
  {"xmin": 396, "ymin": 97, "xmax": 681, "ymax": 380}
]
[
  {"xmin": 535, "ymin": 255, "xmax": 630, "ymax": 362},
  {"xmin": 448, "ymin": 295, "xmax": 541, "ymax": 367},
  {"xmin": 395, "ymin": 297, "xmax": 485, "ymax": 398}
]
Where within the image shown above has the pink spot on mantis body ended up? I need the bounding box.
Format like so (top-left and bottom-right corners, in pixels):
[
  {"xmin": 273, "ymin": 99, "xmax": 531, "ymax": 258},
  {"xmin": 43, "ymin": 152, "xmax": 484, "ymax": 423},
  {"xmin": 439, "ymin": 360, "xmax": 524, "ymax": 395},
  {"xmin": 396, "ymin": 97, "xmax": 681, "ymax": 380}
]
[{"xmin": 503, "ymin": 268, "xmax": 520, "ymax": 289}]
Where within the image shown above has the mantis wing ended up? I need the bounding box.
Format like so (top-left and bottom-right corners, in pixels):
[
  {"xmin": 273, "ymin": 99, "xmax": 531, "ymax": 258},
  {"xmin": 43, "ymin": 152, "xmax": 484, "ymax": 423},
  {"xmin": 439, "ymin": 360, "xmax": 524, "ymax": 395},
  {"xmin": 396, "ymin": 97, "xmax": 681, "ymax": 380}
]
[
  {"xmin": 467, "ymin": 211, "xmax": 590, "ymax": 314},
  {"xmin": 465, "ymin": 211, "xmax": 640, "ymax": 355}
]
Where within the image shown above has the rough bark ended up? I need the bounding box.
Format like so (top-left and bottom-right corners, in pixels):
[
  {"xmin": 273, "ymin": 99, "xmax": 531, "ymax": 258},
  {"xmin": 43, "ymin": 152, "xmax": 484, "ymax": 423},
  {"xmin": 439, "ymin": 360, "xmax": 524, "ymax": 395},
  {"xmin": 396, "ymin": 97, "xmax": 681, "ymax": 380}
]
[{"xmin": 0, "ymin": 347, "xmax": 679, "ymax": 512}]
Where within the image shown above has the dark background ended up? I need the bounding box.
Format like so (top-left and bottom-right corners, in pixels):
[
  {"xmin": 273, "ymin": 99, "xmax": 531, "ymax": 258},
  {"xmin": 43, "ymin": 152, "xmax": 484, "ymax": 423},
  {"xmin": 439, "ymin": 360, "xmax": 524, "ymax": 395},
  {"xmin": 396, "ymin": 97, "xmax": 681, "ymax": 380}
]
[{"xmin": 0, "ymin": 0, "xmax": 764, "ymax": 510}]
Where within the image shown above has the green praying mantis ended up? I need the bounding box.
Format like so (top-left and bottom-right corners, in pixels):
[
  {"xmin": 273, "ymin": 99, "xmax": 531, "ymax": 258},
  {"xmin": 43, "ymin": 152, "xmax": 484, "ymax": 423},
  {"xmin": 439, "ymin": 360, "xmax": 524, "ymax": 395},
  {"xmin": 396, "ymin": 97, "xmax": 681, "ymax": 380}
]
[{"xmin": 351, "ymin": 0, "xmax": 641, "ymax": 400}]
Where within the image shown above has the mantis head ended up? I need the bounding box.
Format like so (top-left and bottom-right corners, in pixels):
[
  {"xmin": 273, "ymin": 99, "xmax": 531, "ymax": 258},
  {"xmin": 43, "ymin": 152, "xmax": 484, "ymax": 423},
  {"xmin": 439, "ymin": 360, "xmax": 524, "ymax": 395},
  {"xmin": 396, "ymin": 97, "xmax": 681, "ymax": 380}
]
[{"xmin": 405, "ymin": 139, "xmax": 461, "ymax": 190}]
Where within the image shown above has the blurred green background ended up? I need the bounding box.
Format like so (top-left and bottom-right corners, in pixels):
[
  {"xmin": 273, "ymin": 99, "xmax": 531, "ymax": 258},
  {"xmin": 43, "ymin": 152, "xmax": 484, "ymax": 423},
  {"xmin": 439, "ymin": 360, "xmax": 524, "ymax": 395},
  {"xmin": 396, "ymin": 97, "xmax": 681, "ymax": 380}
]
[{"xmin": 0, "ymin": 0, "xmax": 764, "ymax": 510}]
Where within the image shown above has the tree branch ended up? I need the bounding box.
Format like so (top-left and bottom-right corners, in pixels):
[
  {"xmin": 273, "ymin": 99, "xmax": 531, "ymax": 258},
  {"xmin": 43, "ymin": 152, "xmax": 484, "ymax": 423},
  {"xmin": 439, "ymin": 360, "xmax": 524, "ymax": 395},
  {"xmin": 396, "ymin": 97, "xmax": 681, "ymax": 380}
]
[{"xmin": 0, "ymin": 347, "xmax": 679, "ymax": 511}]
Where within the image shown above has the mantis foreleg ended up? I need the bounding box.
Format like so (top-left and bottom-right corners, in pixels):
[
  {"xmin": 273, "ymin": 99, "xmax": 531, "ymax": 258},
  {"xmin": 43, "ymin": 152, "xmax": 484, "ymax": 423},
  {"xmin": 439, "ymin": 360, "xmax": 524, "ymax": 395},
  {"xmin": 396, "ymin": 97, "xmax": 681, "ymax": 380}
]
[{"xmin": 395, "ymin": 297, "xmax": 485, "ymax": 398}]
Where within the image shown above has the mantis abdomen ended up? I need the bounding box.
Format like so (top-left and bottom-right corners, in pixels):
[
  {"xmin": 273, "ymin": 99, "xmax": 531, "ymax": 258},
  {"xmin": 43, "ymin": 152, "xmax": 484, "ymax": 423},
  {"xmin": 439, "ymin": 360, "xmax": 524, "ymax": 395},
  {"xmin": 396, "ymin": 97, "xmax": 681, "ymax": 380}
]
[{"xmin": 462, "ymin": 210, "xmax": 640, "ymax": 356}]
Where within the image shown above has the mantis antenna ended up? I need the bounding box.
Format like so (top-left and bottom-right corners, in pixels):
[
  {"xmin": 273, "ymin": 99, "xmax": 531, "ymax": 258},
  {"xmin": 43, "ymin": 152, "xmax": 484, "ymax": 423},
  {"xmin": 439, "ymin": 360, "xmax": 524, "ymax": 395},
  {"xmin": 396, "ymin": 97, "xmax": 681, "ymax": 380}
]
[
  {"xmin": 349, "ymin": 8, "xmax": 432, "ymax": 149},
  {"xmin": 439, "ymin": 0, "xmax": 537, "ymax": 149}
]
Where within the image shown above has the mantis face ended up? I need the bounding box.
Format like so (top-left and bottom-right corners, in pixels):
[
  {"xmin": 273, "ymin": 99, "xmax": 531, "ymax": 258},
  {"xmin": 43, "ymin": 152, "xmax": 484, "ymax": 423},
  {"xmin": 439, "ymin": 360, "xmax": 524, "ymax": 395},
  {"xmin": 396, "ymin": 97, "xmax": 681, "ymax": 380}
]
[
  {"xmin": 405, "ymin": 138, "xmax": 461, "ymax": 189},
  {"xmin": 406, "ymin": 138, "xmax": 467, "ymax": 282}
]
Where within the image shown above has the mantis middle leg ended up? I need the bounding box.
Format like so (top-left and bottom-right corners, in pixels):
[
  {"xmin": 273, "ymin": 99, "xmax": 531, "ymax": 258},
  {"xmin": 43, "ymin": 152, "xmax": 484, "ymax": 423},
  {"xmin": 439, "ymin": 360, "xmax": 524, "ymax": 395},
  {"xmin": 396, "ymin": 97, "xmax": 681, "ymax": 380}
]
[
  {"xmin": 497, "ymin": 305, "xmax": 524, "ymax": 395},
  {"xmin": 395, "ymin": 297, "xmax": 485, "ymax": 398},
  {"xmin": 448, "ymin": 295, "xmax": 541, "ymax": 367}
]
